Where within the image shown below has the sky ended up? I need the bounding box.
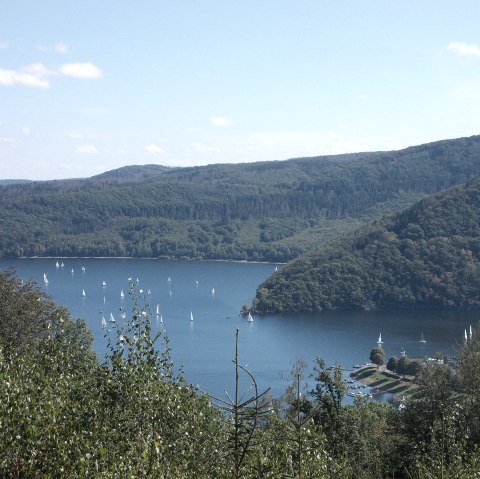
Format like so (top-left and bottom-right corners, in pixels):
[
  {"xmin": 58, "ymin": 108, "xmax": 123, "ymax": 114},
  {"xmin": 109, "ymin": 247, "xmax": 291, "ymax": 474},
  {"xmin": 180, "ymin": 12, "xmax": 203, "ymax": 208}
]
[{"xmin": 1, "ymin": 1, "xmax": 480, "ymax": 180}]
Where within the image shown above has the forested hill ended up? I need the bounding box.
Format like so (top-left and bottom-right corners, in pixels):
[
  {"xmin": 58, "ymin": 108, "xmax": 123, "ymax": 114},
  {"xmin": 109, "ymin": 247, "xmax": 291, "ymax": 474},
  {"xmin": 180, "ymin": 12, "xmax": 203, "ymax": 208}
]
[
  {"xmin": 1, "ymin": 134, "xmax": 480, "ymax": 261},
  {"xmin": 253, "ymin": 178, "xmax": 480, "ymax": 312}
]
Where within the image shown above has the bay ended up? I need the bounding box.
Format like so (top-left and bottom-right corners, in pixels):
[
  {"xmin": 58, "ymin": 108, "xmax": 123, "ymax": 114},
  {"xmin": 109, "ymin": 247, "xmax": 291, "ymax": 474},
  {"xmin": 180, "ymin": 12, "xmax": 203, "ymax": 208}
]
[{"xmin": 1, "ymin": 258, "xmax": 476, "ymax": 400}]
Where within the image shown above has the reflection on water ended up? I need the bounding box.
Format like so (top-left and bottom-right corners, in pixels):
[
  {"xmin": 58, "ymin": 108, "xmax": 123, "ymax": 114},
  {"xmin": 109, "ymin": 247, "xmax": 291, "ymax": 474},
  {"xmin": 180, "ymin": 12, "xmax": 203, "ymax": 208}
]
[{"xmin": 1, "ymin": 258, "xmax": 477, "ymax": 399}]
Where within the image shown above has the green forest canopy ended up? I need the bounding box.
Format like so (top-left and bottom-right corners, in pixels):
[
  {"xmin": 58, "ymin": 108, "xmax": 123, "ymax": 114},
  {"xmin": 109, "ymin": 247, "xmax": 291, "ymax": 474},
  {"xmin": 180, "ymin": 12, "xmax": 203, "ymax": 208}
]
[
  {"xmin": 1, "ymin": 134, "xmax": 480, "ymax": 262},
  {"xmin": 254, "ymin": 178, "xmax": 480, "ymax": 312}
]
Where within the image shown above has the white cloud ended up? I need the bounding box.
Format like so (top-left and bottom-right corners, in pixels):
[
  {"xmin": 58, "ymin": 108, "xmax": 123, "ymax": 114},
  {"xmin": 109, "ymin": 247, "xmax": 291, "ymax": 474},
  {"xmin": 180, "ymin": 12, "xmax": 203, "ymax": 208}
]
[
  {"xmin": 189, "ymin": 142, "xmax": 220, "ymax": 155},
  {"xmin": 144, "ymin": 144, "xmax": 166, "ymax": 155},
  {"xmin": 447, "ymin": 41, "xmax": 480, "ymax": 57},
  {"xmin": 37, "ymin": 42, "xmax": 69, "ymax": 54},
  {"xmin": 54, "ymin": 43, "xmax": 69, "ymax": 53},
  {"xmin": 0, "ymin": 67, "xmax": 51, "ymax": 88},
  {"xmin": 210, "ymin": 116, "xmax": 232, "ymax": 127},
  {"xmin": 76, "ymin": 144, "xmax": 99, "ymax": 154},
  {"xmin": 357, "ymin": 93, "xmax": 368, "ymax": 100},
  {"xmin": 21, "ymin": 127, "xmax": 30, "ymax": 137},
  {"xmin": 0, "ymin": 61, "xmax": 103, "ymax": 88},
  {"xmin": 0, "ymin": 41, "xmax": 8, "ymax": 50},
  {"xmin": 59, "ymin": 62, "xmax": 103, "ymax": 79}
]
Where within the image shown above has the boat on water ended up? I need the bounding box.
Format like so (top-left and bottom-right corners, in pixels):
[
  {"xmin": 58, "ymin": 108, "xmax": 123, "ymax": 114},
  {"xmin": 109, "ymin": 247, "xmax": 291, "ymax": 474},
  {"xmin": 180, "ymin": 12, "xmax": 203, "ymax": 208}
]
[
  {"xmin": 247, "ymin": 312, "xmax": 254, "ymax": 322},
  {"xmin": 81, "ymin": 266, "xmax": 86, "ymax": 272},
  {"xmin": 101, "ymin": 316, "xmax": 107, "ymax": 329},
  {"xmin": 55, "ymin": 261, "xmax": 59, "ymax": 268},
  {"xmin": 160, "ymin": 315, "xmax": 163, "ymax": 323},
  {"xmin": 465, "ymin": 329, "xmax": 468, "ymax": 342},
  {"xmin": 120, "ymin": 289, "xmax": 124, "ymax": 299},
  {"xmin": 71, "ymin": 268, "xmax": 74, "ymax": 274},
  {"xmin": 82, "ymin": 289, "xmax": 86, "ymax": 297},
  {"xmin": 102, "ymin": 281, "xmax": 106, "ymax": 287},
  {"xmin": 167, "ymin": 276, "xmax": 172, "ymax": 283},
  {"xmin": 60, "ymin": 262, "xmax": 64, "ymax": 268},
  {"xmin": 43, "ymin": 273, "xmax": 48, "ymax": 284},
  {"xmin": 211, "ymin": 288, "xmax": 215, "ymax": 295},
  {"xmin": 377, "ymin": 333, "xmax": 383, "ymax": 344},
  {"xmin": 156, "ymin": 304, "xmax": 160, "ymax": 315},
  {"xmin": 420, "ymin": 332, "xmax": 426, "ymax": 343},
  {"xmin": 110, "ymin": 313, "xmax": 115, "ymax": 323},
  {"xmin": 190, "ymin": 311, "xmax": 194, "ymax": 321},
  {"xmin": 469, "ymin": 324, "xmax": 473, "ymax": 340}
]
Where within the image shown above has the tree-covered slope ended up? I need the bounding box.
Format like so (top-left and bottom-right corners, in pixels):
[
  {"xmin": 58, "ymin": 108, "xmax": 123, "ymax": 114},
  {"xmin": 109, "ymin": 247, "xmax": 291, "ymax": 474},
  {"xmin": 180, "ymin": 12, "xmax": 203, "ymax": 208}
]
[
  {"xmin": 254, "ymin": 178, "xmax": 480, "ymax": 312},
  {"xmin": 1, "ymin": 134, "xmax": 480, "ymax": 261}
]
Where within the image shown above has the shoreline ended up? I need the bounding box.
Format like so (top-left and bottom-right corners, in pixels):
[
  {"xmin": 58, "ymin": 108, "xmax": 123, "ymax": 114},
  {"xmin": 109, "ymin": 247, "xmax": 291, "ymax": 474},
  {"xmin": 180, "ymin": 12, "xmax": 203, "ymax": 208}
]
[{"xmin": 16, "ymin": 256, "xmax": 285, "ymax": 266}]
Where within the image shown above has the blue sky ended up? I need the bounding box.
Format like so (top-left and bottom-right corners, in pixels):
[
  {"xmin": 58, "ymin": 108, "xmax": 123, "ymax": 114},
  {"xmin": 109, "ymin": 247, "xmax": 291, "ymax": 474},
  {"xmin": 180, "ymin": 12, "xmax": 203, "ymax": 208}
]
[{"xmin": 1, "ymin": 1, "xmax": 480, "ymax": 180}]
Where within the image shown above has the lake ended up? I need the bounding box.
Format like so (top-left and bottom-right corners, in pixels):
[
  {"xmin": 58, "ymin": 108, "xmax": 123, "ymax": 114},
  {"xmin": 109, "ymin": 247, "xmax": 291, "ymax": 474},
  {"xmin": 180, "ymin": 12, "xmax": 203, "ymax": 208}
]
[{"xmin": 1, "ymin": 257, "xmax": 476, "ymax": 400}]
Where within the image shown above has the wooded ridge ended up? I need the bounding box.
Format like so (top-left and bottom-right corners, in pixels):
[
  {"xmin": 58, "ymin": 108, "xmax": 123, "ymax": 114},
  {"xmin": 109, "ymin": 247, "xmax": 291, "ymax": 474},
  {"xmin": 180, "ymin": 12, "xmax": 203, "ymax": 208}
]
[
  {"xmin": 1, "ymin": 134, "xmax": 480, "ymax": 262},
  {"xmin": 254, "ymin": 178, "xmax": 480, "ymax": 312}
]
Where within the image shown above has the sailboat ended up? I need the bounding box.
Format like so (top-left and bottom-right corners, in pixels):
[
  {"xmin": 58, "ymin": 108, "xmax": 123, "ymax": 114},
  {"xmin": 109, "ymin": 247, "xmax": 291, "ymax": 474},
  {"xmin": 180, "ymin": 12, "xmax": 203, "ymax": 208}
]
[
  {"xmin": 247, "ymin": 312, "xmax": 254, "ymax": 322},
  {"xmin": 190, "ymin": 311, "xmax": 194, "ymax": 321},
  {"xmin": 55, "ymin": 261, "xmax": 59, "ymax": 268},
  {"xmin": 167, "ymin": 276, "xmax": 172, "ymax": 283},
  {"xmin": 465, "ymin": 329, "xmax": 468, "ymax": 342},
  {"xmin": 101, "ymin": 316, "xmax": 107, "ymax": 329},
  {"xmin": 43, "ymin": 273, "xmax": 48, "ymax": 284},
  {"xmin": 160, "ymin": 315, "xmax": 163, "ymax": 323},
  {"xmin": 211, "ymin": 288, "xmax": 215, "ymax": 295},
  {"xmin": 71, "ymin": 268, "xmax": 74, "ymax": 274},
  {"xmin": 377, "ymin": 333, "xmax": 383, "ymax": 344},
  {"xmin": 60, "ymin": 262, "xmax": 64, "ymax": 268},
  {"xmin": 469, "ymin": 324, "xmax": 473, "ymax": 340},
  {"xmin": 102, "ymin": 281, "xmax": 106, "ymax": 287},
  {"xmin": 156, "ymin": 304, "xmax": 160, "ymax": 315},
  {"xmin": 81, "ymin": 266, "xmax": 86, "ymax": 272},
  {"xmin": 82, "ymin": 289, "xmax": 86, "ymax": 297},
  {"xmin": 120, "ymin": 289, "xmax": 124, "ymax": 299},
  {"xmin": 420, "ymin": 332, "xmax": 426, "ymax": 343}
]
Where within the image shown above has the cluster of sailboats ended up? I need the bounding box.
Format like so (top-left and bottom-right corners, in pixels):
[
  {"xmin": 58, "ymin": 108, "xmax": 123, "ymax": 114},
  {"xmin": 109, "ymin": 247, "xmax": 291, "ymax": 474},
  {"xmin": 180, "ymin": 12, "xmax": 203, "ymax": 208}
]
[{"xmin": 377, "ymin": 326, "xmax": 474, "ymax": 346}]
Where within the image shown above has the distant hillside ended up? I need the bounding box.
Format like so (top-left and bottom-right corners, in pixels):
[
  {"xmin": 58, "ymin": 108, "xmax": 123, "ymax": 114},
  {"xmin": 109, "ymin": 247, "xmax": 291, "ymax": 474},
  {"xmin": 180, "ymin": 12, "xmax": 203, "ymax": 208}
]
[
  {"xmin": 253, "ymin": 179, "xmax": 480, "ymax": 312},
  {"xmin": 1, "ymin": 134, "xmax": 480, "ymax": 261},
  {"xmin": 0, "ymin": 179, "xmax": 31, "ymax": 185},
  {"xmin": 92, "ymin": 164, "xmax": 173, "ymax": 183}
]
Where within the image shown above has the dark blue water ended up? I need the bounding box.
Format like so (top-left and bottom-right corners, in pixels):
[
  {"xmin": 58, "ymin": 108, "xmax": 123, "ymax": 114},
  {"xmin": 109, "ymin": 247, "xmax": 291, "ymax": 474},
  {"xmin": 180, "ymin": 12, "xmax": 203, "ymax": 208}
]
[{"xmin": 1, "ymin": 258, "xmax": 476, "ymax": 400}]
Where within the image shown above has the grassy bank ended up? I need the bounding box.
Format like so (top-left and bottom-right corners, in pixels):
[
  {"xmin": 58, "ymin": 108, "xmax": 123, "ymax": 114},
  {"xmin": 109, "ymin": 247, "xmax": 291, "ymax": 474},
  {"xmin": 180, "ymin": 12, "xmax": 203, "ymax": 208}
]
[{"xmin": 351, "ymin": 366, "xmax": 417, "ymax": 397}]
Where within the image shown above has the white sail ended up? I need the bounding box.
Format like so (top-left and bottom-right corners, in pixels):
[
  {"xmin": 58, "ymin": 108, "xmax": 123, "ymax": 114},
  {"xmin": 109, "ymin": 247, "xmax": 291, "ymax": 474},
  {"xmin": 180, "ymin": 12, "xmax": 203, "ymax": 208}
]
[
  {"xmin": 102, "ymin": 281, "xmax": 106, "ymax": 287},
  {"xmin": 61, "ymin": 262, "xmax": 64, "ymax": 268},
  {"xmin": 160, "ymin": 314, "xmax": 163, "ymax": 323},
  {"xmin": 469, "ymin": 324, "xmax": 473, "ymax": 340},
  {"xmin": 82, "ymin": 289, "xmax": 86, "ymax": 297},
  {"xmin": 43, "ymin": 273, "xmax": 48, "ymax": 284},
  {"xmin": 167, "ymin": 276, "xmax": 172, "ymax": 283},
  {"xmin": 420, "ymin": 331, "xmax": 426, "ymax": 343},
  {"xmin": 247, "ymin": 312, "xmax": 254, "ymax": 322},
  {"xmin": 71, "ymin": 268, "xmax": 74, "ymax": 274},
  {"xmin": 211, "ymin": 288, "xmax": 215, "ymax": 295},
  {"xmin": 377, "ymin": 333, "xmax": 383, "ymax": 344},
  {"xmin": 110, "ymin": 313, "xmax": 115, "ymax": 323},
  {"xmin": 55, "ymin": 261, "xmax": 59, "ymax": 268},
  {"xmin": 120, "ymin": 289, "xmax": 124, "ymax": 299},
  {"xmin": 465, "ymin": 329, "xmax": 468, "ymax": 341},
  {"xmin": 190, "ymin": 311, "xmax": 194, "ymax": 321},
  {"xmin": 156, "ymin": 304, "xmax": 160, "ymax": 315},
  {"xmin": 101, "ymin": 316, "xmax": 107, "ymax": 329},
  {"xmin": 81, "ymin": 266, "xmax": 86, "ymax": 272}
]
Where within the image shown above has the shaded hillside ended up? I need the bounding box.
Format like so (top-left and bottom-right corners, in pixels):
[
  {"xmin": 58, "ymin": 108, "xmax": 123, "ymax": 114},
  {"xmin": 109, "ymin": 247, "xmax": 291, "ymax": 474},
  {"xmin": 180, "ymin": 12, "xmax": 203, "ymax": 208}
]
[
  {"xmin": 254, "ymin": 179, "xmax": 480, "ymax": 312},
  {"xmin": 1, "ymin": 134, "xmax": 480, "ymax": 261}
]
